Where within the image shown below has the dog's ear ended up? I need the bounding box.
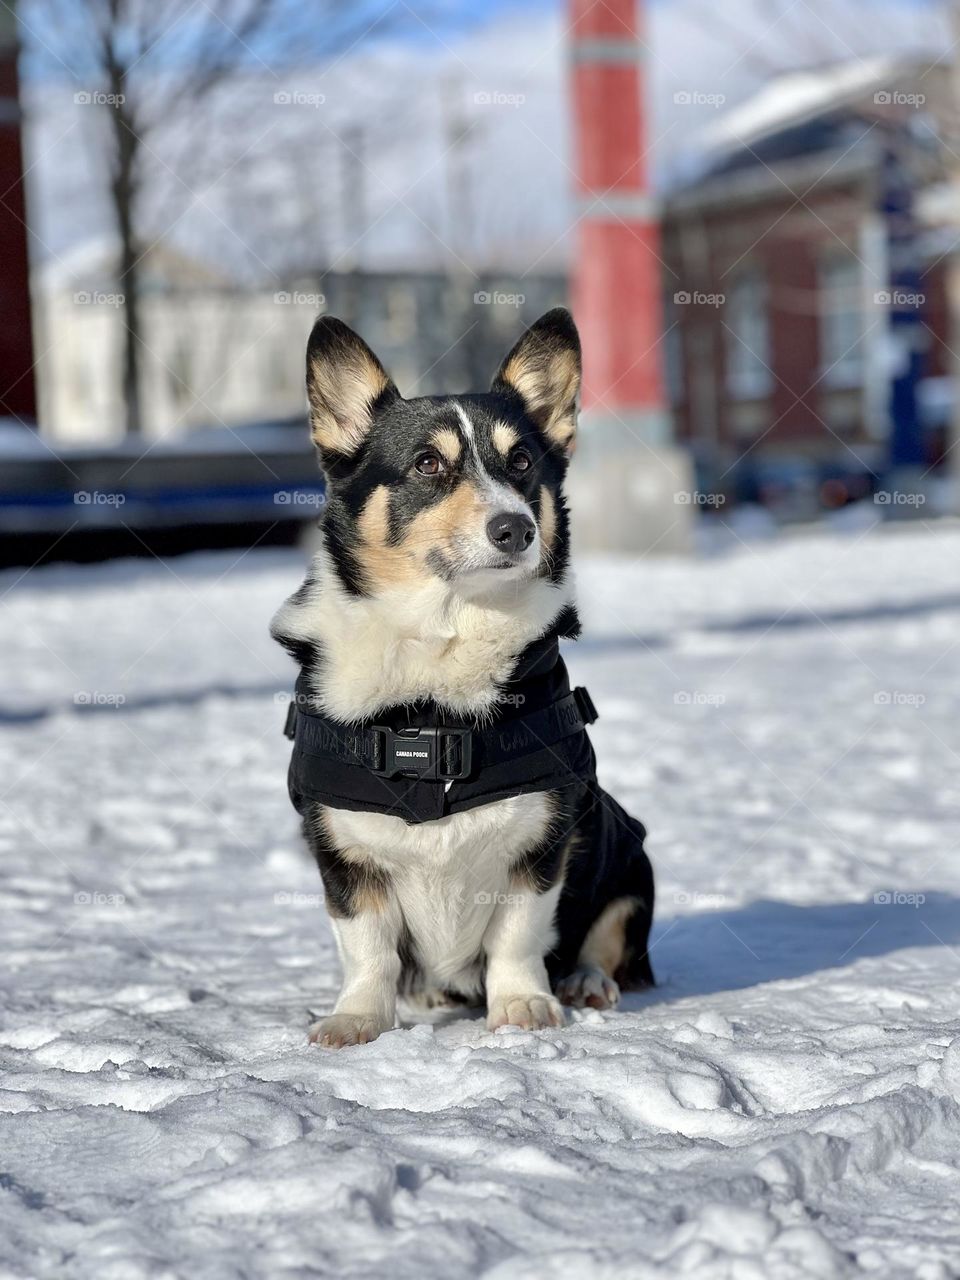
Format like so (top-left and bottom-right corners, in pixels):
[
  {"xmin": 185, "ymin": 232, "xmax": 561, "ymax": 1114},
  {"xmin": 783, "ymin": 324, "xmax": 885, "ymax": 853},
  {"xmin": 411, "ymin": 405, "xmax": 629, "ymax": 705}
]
[
  {"xmin": 306, "ymin": 316, "xmax": 399, "ymax": 459},
  {"xmin": 491, "ymin": 308, "xmax": 581, "ymax": 456}
]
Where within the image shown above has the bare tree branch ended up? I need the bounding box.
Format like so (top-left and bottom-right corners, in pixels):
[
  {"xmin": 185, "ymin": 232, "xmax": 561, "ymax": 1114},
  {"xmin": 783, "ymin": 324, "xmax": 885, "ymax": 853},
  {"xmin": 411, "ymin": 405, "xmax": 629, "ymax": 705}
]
[{"xmin": 23, "ymin": 0, "xmax": 437, "ymax": 432}]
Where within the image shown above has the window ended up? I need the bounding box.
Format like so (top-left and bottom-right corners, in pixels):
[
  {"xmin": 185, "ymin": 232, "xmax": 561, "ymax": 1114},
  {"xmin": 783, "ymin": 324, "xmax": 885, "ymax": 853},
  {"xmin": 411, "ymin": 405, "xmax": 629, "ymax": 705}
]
[
  {"xmin": 662, "ymin": 291, "xmax": 684, "ymax": 404},
  {"xmin": 725, "ymin": 270, "xmax": 772, "ymax": 399},
  {"xmin": 819, "ymin": 254, "xmax": 863, "ymax": 388}
]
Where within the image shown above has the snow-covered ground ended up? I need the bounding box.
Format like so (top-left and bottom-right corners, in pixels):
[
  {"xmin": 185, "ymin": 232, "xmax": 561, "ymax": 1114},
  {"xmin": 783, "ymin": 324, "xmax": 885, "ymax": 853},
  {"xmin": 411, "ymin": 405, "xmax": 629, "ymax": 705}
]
[{"xmin": 2, "ymin": 523, "xmax": 960, "ymax": 1278}]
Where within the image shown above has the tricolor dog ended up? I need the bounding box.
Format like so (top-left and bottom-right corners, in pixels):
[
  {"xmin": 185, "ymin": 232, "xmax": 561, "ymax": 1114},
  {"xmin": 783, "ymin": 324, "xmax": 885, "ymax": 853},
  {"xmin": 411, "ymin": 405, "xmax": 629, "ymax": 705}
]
[{"xmin": 272, "ymin": 308, "xmax": 654, "ymax": 1048}]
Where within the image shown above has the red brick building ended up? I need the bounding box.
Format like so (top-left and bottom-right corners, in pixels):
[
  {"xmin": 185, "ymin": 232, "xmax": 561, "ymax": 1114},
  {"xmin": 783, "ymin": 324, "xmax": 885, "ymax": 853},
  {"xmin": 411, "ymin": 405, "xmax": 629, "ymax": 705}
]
[{"xmin": 660, "ymin": 60, "xmax": 954, "ymax": 511}]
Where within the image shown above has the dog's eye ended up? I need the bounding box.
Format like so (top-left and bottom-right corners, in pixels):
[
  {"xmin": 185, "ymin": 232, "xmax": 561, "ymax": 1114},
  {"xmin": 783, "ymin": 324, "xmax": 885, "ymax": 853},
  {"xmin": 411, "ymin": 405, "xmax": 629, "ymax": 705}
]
[
  {"xmin": 414, "ymin": 451, "xmax": 445, "ymax": 477},
  {"xmin": 508, "ymin": 449, "xmax": 532, "ymax": 474}
]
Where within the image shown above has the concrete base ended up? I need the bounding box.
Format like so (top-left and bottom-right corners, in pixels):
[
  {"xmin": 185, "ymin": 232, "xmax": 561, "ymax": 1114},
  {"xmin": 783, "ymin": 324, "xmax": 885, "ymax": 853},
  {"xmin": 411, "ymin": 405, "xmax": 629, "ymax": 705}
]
[{"xmin": 566, "ymin": 410, "xmax": 694, "ymax": 554}]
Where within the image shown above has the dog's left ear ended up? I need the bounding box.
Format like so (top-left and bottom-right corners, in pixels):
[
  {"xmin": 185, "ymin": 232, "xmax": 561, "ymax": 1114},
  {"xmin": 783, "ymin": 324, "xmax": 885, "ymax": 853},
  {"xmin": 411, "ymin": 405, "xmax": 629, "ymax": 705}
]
[{"xmin": 491, "ymin": 308, "xmax": 581, "ymax": 455}]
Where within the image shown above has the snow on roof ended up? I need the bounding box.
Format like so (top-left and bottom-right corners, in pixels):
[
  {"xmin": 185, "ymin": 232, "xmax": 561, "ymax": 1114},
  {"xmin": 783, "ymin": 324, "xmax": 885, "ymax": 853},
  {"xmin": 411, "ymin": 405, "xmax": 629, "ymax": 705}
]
[{"xmin": 702, "ymin": 55, "xmax": 924, "ymax": 154}]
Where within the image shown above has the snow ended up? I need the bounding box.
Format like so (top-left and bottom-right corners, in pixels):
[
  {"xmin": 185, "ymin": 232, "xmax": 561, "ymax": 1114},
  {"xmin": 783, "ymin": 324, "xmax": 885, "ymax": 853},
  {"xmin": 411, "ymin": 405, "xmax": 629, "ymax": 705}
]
[
  {"xmin": 700, "ymin": 54, "xmax": 904, "ymax": 153},
  {"xmin": 2, "ymin": 523, "xmax": 960, "ymax": 1278}
]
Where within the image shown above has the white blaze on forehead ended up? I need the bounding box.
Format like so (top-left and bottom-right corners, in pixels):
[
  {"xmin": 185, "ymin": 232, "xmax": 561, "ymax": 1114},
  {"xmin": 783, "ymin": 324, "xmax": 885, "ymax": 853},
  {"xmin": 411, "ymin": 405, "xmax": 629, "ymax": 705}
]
[
  {"xmin": 452, "ymin": 402, "xmax": 480, "ymax": 461},
  {"xmin": 451, "ymin": 402, "xmax": 533, "ymax": 522}
]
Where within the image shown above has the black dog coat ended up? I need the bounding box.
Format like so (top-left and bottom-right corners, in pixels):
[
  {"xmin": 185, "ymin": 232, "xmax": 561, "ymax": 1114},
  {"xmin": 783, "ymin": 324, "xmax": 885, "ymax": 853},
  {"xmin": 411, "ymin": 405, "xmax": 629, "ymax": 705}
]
[{"xmin": 283, "ymin": 636, "xmax": 598, "ymax": 825}]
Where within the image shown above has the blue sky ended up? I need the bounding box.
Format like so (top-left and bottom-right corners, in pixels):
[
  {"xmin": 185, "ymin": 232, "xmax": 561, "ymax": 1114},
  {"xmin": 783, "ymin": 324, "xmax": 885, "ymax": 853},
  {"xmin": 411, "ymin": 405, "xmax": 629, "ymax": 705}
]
[
  {"xmin": 18, "ymin": 0, "xmax": 561, "ymax": 81},
  {"xmin": 19, "ymin": 0, "xmax": 945, "ymax": 84}
]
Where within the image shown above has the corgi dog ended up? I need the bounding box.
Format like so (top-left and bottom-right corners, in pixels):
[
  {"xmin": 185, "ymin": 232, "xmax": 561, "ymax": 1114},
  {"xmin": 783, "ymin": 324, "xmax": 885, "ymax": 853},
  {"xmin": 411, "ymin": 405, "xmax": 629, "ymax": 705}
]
[{"xmin": 271, "ymin": 308, "xmax": 654, "ymax": 1048}]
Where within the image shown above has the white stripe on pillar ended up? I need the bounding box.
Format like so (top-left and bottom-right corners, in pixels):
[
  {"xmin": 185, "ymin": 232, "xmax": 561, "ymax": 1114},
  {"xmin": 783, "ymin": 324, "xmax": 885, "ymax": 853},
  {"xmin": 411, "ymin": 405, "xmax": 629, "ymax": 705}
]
[
  {"xmin": 577, "ymin": 191, "xmax": 657, "ymax": 220},
  {"xmin": 570, "ymin": 38, "xmax": 643, "ymax": 64}
]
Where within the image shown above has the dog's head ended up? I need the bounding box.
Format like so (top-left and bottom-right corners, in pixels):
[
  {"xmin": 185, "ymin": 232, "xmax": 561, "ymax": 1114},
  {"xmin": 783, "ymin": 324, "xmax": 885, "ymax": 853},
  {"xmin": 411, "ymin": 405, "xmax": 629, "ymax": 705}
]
[{"xmin": 306, "ymin": 308, "xmax": 580, "ymax": 597}]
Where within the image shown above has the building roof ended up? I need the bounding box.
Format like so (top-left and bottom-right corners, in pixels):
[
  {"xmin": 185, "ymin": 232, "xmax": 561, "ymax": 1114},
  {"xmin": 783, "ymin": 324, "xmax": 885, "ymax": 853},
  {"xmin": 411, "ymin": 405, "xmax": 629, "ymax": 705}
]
[
  {"xmin": 665, "ymin": 56, "xmax": 949, "ymax": 213},
  {"xmin": 700, "ymin": 55, "xmax": 944, "ymax": 157}
]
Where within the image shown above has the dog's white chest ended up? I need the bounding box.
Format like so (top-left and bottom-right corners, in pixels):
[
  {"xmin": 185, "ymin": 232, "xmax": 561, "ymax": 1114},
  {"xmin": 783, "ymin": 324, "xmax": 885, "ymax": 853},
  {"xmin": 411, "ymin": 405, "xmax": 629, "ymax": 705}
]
[{"xmin": 323, "ymin": 792, "xmax": 553, "ymax": 980}]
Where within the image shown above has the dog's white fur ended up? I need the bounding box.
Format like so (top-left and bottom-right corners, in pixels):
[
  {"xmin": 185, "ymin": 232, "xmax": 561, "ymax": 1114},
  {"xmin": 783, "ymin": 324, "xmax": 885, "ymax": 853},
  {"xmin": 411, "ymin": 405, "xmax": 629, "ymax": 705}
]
[
  {"xmin": 319, "ymin": 792, "xmax": 563, "ymax": 1043},
  {"xmin": 273, "ymin": 545, "xmax": 572, "ymax": 725}
]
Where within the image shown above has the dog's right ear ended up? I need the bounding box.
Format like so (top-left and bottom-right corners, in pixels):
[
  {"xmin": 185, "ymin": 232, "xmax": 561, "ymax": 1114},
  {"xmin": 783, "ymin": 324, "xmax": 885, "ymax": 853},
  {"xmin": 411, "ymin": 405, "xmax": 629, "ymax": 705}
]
[
  {"xmin": 491, "ymin": 308, "xmax": 581, "ymax": 456},
  {"xmin": 306, "ymin": 316, "xmax": 399, "ymax": 459}
]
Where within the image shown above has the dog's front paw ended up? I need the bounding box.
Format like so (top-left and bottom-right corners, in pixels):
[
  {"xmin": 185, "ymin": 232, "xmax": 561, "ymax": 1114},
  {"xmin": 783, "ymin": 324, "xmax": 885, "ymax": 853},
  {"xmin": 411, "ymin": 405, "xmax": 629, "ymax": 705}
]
[
  {"xmin": 308, "ymin": 1013, "xmax": 388, "ymax": 1048},
  {"xmin": 555, "ymin": 966, "xmax": 620, "ymax": 1010},
  {"xmin": 487, "ymin": 993, "xmax": 564, "ymax": 1032}
]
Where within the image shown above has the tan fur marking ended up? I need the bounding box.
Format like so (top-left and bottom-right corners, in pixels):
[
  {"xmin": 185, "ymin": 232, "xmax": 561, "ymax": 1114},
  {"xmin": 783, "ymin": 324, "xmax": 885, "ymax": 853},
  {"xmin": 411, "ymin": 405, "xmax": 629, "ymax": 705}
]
[
  {"xmin": 352, "ymin": 872, "xmax": 390, "ymax": 915},
  {"xmin": 400, "ymin": 482, "xmax": 487, "ymax": 554},
  {"xmin": 327, "ymin": 823, "xmax": 392, "ymax": 915},
  {"xmin": 430, "ymin": 428, "xmax": 463, "ymax": 466},
  {"xmin": 578, "ymin": 896, "xmax": 639, "ymax": 978},
  {"xmin": 355, "ymin": 481, "xmax": 490, "ymax": 591},
  {"xmin": 311, "ymin": 812, "xmax": 391, "ymax": 918},
  {"xmin": 355, "ymin": 486, "xmax": 412, "ymax": 588},
  {"xmin": 492, "ymin": 422, "xmax": 520, "ymax": 456},
  {"xmin": 550, "ymin": 419, "xmax": 576, "ymax": 449},
  {"xmin": 539, "ymin": 486, "xmax": 557, "ymax": 560}
]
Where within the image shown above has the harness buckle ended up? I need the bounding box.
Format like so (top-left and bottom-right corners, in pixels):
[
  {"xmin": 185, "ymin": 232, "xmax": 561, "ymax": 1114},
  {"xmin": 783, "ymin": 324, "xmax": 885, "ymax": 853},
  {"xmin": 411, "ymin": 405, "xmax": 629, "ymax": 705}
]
[
  {"xmin": 574, "ymin": 686, "xmax": 599, "ymax": 725},
  {"xmin": 373, "ymin": 725, "xmax": 473, "ymax": 782},
  {"xmin": 283, "ymin": 700, "xmax": 298, "ymax": 740}
]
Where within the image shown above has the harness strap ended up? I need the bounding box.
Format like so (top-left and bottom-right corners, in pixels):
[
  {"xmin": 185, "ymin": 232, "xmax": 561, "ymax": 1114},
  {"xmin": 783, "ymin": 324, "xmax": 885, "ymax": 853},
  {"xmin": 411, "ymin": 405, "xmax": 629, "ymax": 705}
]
[{"xmin": 283, "ymin": 684, "xmax": 598, "ymax": 784}]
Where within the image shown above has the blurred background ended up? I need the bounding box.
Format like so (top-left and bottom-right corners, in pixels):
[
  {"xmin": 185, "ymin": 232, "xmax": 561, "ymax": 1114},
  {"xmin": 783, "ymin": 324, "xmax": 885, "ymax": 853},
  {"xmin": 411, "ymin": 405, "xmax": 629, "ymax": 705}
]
[{"xmin": 1, "ymin": 0, "xmax": 958, "ymax": 567}]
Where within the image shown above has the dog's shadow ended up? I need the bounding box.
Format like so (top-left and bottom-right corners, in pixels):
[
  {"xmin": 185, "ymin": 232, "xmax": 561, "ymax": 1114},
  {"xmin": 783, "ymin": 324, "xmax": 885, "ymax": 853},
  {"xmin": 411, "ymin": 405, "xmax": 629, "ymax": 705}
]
[
  {"xmin": 397, "ymin": 892, "xmax": 960, "ymax": 1028},
  {"xmin": 623, "ymin": 890, "xmax": 960, "ymax": 1008}
]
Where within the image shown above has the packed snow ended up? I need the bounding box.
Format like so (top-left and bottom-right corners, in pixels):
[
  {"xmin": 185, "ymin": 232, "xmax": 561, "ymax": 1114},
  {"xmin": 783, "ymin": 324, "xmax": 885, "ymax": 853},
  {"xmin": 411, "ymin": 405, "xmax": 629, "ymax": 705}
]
[{"xmin": 2, "ymin": 522, "xmax": 960, "ymax": 1278}]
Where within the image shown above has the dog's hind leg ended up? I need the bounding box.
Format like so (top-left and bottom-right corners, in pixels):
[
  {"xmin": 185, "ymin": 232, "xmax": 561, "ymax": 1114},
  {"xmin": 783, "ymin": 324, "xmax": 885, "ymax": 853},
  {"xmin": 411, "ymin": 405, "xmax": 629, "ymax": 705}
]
[{"xmin": 554, "ymin": 894, "xmax": 654, "ymax": 1009}]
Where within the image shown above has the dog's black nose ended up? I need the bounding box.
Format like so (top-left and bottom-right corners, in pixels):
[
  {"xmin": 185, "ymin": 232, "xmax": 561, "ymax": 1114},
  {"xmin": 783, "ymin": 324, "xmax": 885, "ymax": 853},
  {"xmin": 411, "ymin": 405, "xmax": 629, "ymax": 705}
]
[{"xmin": 486, "ymin": 512, "xmax": 535, "ymax": 557}]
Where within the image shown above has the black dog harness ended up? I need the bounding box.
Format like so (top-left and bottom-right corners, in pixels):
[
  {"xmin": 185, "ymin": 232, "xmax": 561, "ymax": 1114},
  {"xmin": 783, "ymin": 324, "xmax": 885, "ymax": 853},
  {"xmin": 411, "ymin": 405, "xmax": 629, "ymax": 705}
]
[{"xmin": 282, "ymin": 636, "xmax": 598, "ymax": 824}]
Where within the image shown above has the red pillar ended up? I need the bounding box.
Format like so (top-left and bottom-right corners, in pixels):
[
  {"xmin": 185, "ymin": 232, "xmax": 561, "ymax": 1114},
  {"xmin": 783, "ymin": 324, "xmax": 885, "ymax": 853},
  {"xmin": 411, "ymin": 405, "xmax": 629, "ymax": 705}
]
[
  {"xmin": 569, "ymin": 0, "xmax": 666, "ymax": 429},
  {"xmin": 0, "ymin": 3, "xmax": 37, "ymax": 424}
]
